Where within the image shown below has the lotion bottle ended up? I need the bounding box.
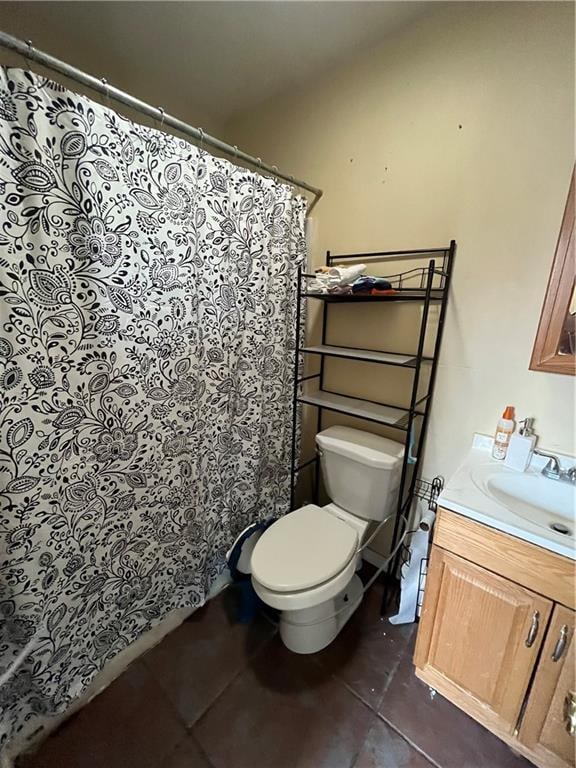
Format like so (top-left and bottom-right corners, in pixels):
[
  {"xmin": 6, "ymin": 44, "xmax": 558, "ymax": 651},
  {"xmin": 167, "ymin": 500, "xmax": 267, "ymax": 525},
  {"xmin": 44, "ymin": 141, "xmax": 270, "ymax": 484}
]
[
  {"xmin": 492, "ymin": 405, "xmax": 515, "ymax": 460},
  {"xmin": 504, "ymin": 418, "xmax": 536, "ymax": 471}
]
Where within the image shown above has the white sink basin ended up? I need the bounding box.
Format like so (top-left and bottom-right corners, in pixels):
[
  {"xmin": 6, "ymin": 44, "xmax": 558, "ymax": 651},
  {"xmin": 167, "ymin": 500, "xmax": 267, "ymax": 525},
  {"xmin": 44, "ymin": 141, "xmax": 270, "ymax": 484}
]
[
  {"xmin": 439, "ymin": 441, "xmax": 576, "ymax": 560},
  {"xmin": 475, "ymin": 467, "xmax": 576, "ymax": 535}
]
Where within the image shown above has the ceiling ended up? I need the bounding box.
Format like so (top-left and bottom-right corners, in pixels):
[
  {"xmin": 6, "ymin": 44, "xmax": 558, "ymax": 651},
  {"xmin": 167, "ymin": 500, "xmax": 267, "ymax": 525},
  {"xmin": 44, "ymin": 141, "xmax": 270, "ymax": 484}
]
[{"xmin": 0, "ymin": 1, "xmax": 430, "ymax": 130}]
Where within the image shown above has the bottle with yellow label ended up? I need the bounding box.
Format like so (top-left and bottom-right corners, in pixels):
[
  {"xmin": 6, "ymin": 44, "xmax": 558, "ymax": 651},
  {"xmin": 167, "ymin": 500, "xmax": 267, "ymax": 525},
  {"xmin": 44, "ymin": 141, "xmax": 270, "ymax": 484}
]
[{"xmin": 492, "ymin": 405, "xmax": 515, "ymax": 460}]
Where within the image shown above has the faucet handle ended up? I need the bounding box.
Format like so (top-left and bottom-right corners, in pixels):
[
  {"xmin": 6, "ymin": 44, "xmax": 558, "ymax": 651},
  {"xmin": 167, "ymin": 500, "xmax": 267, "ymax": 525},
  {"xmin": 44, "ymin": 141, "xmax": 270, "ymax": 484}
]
[{"xmin": 534, "ymin": 449, "xmax": 562, "ymax": 478}]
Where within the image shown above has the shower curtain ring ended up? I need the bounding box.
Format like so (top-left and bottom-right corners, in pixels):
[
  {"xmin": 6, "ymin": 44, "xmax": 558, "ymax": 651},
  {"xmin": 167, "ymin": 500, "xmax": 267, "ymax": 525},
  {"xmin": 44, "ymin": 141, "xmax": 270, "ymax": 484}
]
[
  {"xmin": 198, "ymin": 127, "xmax": 205, "ymax": 152},
  {"xmin": 101, "ymin": 78, "xmax": 111, "ymax": 110},
  {"xmin": 157, "ymin": 106, "xmax": 165, "ymax": 129},
  {"xmin": 24, "ymin": 40, "xmax": 34, "ymax": 72},
  {"xmin": 233, "ymin": 145, "xmax": 239, "ymax": 161}
]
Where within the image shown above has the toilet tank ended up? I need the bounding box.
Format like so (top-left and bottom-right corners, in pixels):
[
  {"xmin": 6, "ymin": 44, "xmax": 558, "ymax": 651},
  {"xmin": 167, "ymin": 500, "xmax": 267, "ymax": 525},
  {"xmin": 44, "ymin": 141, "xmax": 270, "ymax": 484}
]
[{"xmin": 315, "ymin": 426, "xmax": 404, "ymax": 521}]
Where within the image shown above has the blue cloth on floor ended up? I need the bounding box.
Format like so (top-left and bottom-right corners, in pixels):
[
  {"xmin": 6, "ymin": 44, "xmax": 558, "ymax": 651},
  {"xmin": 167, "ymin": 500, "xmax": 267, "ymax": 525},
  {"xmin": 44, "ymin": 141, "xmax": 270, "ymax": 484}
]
[
  {"xmin": 231, "ymin": 580, "xmax": 265, "ymax": 624},
  {"xmin": 227, "ymin": 517, "xmax": 276, "ymax": 623}
]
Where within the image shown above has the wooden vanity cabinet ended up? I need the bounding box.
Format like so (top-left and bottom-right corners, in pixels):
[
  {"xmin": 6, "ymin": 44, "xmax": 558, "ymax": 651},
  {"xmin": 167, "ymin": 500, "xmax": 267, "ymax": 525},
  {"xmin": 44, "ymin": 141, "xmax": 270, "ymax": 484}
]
[
  {"xmin": 519, "ymin": 605, "xmax": 575, "ymax": 768},
  {"xmin": 414, "ymin": 508, "xmax": 575, "ymax": 768},
  {"xmin": 414, "ymin": 547, "xmax": 552, "ymax": 732}
]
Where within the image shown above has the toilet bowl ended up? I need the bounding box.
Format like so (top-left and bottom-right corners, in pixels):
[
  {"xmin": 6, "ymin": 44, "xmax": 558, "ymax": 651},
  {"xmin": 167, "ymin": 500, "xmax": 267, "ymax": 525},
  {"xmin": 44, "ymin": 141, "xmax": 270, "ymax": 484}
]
[{"xmin": 251, "ymin": 426, "xmax": 404, "ymax": 654}]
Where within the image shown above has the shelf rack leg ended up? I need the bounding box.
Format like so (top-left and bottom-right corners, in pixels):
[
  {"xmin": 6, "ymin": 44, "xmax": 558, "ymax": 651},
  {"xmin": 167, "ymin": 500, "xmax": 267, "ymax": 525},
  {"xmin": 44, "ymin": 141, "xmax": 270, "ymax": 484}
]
[
  {"xmin": 404, "ymin": 241, "xmax": 456, "ymax": 511},
  {"xmin": 313, "ymin": 249, "xmax": 330, "ymax": 504},
  {"xmin": 381, "ymin": 257, "xmax": 436, "ymax": 612},
  {"xmin": 290, "ymin": 265, "xmax": 303, "ymax": 512},
  {"xmin": 380, "ymin": 241, "xmax": 456, "ymax": 614}
]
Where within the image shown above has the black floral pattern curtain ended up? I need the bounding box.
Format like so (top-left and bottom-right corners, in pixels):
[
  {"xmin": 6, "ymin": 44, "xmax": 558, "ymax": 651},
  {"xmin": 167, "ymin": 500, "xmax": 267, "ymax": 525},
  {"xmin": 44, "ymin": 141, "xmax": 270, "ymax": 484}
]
[{"xmin": 0, "ymin": 67, "xmax": 306, "ymax": 749}]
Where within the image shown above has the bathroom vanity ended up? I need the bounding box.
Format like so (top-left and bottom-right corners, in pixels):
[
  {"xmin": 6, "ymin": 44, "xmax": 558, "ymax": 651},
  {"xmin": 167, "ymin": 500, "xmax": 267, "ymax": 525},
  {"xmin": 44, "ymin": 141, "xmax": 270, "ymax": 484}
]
[{"xmin": 414, "ymin": 439, "xmax": 576, "ymax": 768}]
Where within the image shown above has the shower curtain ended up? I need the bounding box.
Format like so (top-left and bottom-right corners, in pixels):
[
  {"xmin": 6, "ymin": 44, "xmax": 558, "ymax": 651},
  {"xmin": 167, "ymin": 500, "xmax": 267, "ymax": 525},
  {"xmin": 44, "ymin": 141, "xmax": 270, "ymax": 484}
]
[{"xmin": 0, "ymin": 67, "xmax": 306, "ymax": 749}]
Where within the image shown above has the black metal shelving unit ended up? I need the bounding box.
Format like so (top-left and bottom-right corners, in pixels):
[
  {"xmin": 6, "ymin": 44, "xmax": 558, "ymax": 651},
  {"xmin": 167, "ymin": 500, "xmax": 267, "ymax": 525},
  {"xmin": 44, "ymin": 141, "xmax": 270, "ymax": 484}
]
[{"xmin": 289, "ymin": 240, "xmax": 456, "ymax": 612}]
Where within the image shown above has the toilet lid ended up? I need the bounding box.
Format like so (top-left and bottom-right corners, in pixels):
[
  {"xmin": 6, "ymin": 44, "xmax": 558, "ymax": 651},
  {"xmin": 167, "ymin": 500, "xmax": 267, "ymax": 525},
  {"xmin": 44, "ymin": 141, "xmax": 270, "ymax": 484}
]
[{"xmin": 251, "ymin": 504, "xmax": 358, "ymax": 592}]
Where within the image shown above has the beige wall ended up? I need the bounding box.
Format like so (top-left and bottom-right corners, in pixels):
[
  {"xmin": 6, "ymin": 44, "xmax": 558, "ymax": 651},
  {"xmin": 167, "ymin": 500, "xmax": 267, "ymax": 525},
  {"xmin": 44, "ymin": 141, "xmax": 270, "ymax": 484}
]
[{"xmin": 224, "ymin": 2, "xmax": 575, "ymax": 490}]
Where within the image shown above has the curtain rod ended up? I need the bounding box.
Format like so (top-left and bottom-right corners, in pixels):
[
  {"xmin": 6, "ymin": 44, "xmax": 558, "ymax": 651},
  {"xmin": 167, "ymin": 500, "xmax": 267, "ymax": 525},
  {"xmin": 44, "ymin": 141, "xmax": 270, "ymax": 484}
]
[{"xmin": 0, "ymin": 30, "xmax": 323, "ymax": 211}]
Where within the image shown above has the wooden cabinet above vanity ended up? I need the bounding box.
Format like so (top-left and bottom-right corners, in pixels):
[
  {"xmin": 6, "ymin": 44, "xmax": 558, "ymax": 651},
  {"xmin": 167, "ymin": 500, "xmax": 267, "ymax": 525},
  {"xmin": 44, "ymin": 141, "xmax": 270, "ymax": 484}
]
[{"xmin": 415, "ymin": 508, "xmax": 575, "ymax": 768}]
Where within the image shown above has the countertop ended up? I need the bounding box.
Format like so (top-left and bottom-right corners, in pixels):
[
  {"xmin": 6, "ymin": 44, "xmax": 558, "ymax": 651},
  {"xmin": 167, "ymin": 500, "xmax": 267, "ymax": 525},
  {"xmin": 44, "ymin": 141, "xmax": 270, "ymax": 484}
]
[{"xmin": 438, "ymin": 434, "xmax": 576, "ymax": 561}]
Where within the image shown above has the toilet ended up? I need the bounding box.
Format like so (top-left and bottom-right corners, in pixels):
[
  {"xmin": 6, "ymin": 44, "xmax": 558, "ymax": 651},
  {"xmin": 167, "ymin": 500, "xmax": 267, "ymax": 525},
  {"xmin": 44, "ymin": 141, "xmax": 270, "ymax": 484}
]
[{"xmin": 251, "ymin": 426, "xmax": 404, "ymax": 654}]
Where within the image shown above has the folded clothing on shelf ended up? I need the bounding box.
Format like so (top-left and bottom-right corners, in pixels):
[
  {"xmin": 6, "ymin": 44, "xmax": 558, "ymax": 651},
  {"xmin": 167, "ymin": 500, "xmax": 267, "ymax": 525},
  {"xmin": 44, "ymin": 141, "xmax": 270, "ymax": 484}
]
[
  {"xmin": 307, "ymin": 263, "xmax": 366, "ymax": 294},
  {"xmin": 351, "ymin": 277, "xmax": 393, "ymax": 294},
  {"xmin": 306, "ymin": 267, "xmax": 398, "ymax": 297},
  {"xmin": 328, "ymin": 285, "xmax": 353, "ymax": 295}
]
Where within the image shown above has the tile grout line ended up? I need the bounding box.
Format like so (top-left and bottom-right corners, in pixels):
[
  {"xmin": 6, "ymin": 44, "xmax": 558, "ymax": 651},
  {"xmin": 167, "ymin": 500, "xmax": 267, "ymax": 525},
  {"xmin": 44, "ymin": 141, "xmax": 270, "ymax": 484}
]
[
  {"xmin": 157, "ymin": 589, "xmax": 421, "ymax": 766},
  {"xmin": 318, "ymin": 670, "xmax": 434, "ymax": 768},
  {"xmin": 310, "ymin": 622, "xmax": 433, "ymax": 768},
  {"xmin": 142, "ymin": 607, "xmax": 277, "ymax": 733},
  {"xmin": 188, "ymin": 662, "xmax": 248, "ymax": 731},
  {"xmin": 302, "ymin": 645, "xmax": 390, "ymax": 768},
  {"xmin": 189, "ymin": 629, "xmax": 278, "ymax": 731},
  {"xmin": 377, "ymin": 711, "xmax": 443, "ymax": 768},
  {"xmin": 139, "ymin": 657, "xmax": 193, "ymax": 737},
  {"xmin": 191, "ymin": 733, "xmax": 219, "ymax": 768},
  {"xmin": 161, "ymin": 731, "xmax": 219, "ymax": 768},
  {"xmin": 323, "ymin": 679, "xmax": 386, "ymax": 768},
  {"xmin": 322, "ymin": 631, "xmax": 415, "ymax": 714},
  {"xmin": 304, "ymin": 636, "xmax": 382, "ymax": 711},
  {"xmin": 334, "ymin": 674, "xmax": 381, "ymax": 712},
  {"xmin": 374, "ymin": 630, "xmax": 442, "ymax": 768},
  {"xmin": 186, "ymin": 610, "xmax": 382, "ymax": 768},
  {"xmin": 375, "ymin": 640, "xmax": 410, "ymax": 709}
]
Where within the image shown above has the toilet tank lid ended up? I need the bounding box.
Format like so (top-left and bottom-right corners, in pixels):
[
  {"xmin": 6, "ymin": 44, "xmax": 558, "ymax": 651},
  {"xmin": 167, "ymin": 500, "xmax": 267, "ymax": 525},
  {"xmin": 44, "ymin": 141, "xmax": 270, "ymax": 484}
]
[{"xmin": 316, "ymin": 426, "xmax": 404, "ymax": 469}]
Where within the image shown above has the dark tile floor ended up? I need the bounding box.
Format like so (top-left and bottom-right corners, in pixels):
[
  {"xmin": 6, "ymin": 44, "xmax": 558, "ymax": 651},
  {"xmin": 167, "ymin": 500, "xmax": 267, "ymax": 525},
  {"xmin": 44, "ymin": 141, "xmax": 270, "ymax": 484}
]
[{"xmin": 18, "ymin": 576, "xmax": 533, "ymax": 768}]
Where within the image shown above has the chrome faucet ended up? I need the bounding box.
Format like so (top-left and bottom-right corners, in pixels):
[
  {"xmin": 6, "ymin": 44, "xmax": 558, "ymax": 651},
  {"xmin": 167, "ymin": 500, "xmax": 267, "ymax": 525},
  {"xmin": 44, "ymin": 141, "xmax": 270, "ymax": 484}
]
[
  {"xmin": 517, "ymin": 418, "xmax": 575, "ymax": 484},
  {"xmin": 533, "ymin": 449, "xmax": 562, "ymax": 479},
  {"xmin": 533, "ymin": 449, "xmax": 576, "ymax": 484}
]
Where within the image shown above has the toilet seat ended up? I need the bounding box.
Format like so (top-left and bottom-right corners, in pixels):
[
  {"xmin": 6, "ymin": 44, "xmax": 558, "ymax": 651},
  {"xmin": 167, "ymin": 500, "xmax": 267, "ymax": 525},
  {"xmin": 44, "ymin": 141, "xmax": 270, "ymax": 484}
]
[
  {"xmin": 251, "ymin": 504, "xmax": 359, "ymax": 611},
  {"xmin": 251, "ymin": 504, "xmax": 358, "ymax": 592}
]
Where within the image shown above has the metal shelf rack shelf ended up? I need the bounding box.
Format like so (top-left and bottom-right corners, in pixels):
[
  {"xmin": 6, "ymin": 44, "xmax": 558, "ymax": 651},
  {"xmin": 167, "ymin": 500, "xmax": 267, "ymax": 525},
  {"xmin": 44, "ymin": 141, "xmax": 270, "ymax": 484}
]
[
  {"xmin": 289, "ymin": 240, "xmax": 456, "ymax": 613},
  {"xmin": 298, "ymin": 390, "xmax": 415, "ymax": 429},
  {"xmin": 302, "ymin": 344, "xmax": 432, "ymax": 369},
  {"xmin": 300, "ymin": 289, "xmax": 445, "ymax": 302}
]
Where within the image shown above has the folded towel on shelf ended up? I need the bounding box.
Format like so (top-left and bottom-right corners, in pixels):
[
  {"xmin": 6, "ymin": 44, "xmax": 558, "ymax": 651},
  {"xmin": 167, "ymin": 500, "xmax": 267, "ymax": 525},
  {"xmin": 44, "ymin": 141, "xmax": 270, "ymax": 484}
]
[
  {"xmin": 326, "ymin": 264, "xmax": 366, "ymax": 285},
  {"xmin": 306, "ymin": 267, "xmax": 398, "ymax": 297},
  {"xmin": 307, "ymin": 277, "xmax": 332, "ymax": 293},
  {"xmin": 307, "ymin": 263, "xmax": 366, "ymax": 294},
  {"xmin": 328, "ymin": 285, "xmax": 353, "ymax": 295}
]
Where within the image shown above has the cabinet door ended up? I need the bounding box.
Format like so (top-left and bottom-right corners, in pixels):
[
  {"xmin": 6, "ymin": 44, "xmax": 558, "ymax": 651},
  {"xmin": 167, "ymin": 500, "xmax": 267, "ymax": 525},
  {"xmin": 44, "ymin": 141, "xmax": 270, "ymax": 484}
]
[
  {"xmin": 519, "ymin": 604, "xmax": 575, "ymax": 768},
  {"xmin": 414, "ymin": 546, "xmax": 552, "ymax": 732}
]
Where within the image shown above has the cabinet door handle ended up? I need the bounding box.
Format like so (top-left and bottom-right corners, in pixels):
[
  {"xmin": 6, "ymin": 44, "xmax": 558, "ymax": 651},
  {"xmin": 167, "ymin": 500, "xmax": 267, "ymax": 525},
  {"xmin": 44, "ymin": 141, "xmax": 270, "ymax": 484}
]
[
  {"xmin": 525, "ymin": 610, "xmax": 540, "ymax": 648},
  {"xmin": 552, "ymin": 624, "xmax": 569, "ymax": 662},
  {"xmin": 564, "ymin": 691, "xmax": 576, "ymax": 736}
]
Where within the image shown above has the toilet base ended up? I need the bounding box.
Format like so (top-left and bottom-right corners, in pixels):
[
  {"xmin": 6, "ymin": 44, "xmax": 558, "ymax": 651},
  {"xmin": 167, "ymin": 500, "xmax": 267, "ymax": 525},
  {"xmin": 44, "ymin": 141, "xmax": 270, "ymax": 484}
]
[{"xmin": 278, "ymin": 574, "xmax": 364, "ymax": 654}]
